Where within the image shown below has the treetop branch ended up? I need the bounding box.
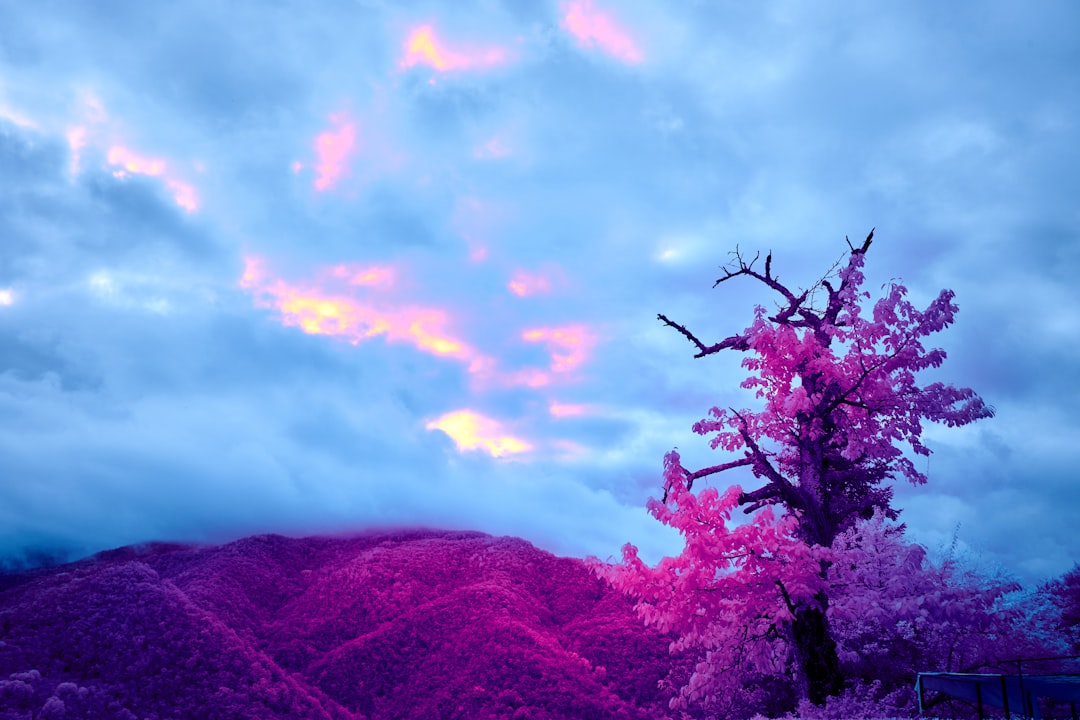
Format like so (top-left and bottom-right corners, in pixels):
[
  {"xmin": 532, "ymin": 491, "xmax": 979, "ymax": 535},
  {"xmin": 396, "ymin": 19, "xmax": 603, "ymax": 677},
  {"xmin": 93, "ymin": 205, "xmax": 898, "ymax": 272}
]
[{"xmin": 656, "ymin": 313, "xmax": 749, "ymax": 358}]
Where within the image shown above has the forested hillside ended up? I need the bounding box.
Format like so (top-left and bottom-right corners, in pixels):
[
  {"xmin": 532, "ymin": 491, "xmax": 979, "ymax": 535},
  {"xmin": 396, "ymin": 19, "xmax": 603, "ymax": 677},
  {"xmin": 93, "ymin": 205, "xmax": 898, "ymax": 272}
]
[{"xmin": 0, "ymin": 531, "xmax": 677, "ymax": 720}]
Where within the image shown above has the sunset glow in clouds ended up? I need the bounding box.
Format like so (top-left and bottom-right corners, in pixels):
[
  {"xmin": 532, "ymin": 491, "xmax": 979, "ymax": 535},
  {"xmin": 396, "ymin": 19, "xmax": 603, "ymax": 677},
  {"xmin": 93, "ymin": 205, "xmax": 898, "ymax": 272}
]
[
  {"xmin": 426, "ymin": 410, "xmax": 531, "ymax": 457},
  {"xmin": 400, "ymin": 25, "xmax": 506, "ymax": 72},
  {"xmin": 241, "ymin": 259, "xmax": 596, "ymax": 391},
  {"xmin": 3, "ymin": 0, "xmax": 1079, "ymax": 590},
  {"xmin": 508, "ymin": 270, "xmax": 552, "ymax": 297},
  {"xmin": 240, "ymin": 258, "xmax": 600, "ymax": 455},
  {"xmin": 107, "ymin": 146, "xmax": 199, "ymax": 213},
  {"xmin": 522, "ymin": 325, "xmax": 593, "ymax": 374},
  {"xmin": 561, "ymin": 1, "xmax": 643, "ymax": 63},
  {"xmin": 312, "ymin": 114, "xmax": 357, "ymax": 191},
  {"xmin": 241, "ymin": 257, "xmax": 475, "ymax": 363}
]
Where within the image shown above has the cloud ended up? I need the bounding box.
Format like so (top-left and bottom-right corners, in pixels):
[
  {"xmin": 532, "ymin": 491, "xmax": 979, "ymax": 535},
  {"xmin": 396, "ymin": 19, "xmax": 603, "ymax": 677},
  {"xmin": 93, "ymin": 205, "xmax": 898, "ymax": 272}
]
[
  {"xmin": 399, "ymin": 25, "xmax": 509, "ymax": 73},
  {"xmin": 239, "ymin": 256, "xmax": 487, "ymax": 372},
  {"xmin": 508, "ymin": 271, "xmax": 549, "ymax": 297},
  {"xmin": 425, "ymin": 409, "xmax": 532, "ymax": 457},
  {"xmin": 310, "ymin": 113, "xmax": 358, "ymax": 192},
  {"xmin": 0, "ymin": 1, "xmax": 1078, "ymax": 586},
  {"xmin": 560, "ymin": 0, "xmax": 643, "ymax": 64}
]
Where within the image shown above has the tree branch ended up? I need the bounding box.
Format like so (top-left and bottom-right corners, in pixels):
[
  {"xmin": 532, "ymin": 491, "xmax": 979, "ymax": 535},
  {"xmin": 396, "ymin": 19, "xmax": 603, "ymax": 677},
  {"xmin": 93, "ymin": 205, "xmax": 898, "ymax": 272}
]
[
  {"xmin": 713, "ymin": 247, "xmax": 799, "ymax": 306},
  {"xmin": 684, "ymin": 458, "xmax": 754, "ymax": 492},
  {"xmin": 657, "ymin": 313, "xmax": 749, "ymax": 358},
  {"xmin": 737, "ymin": 483, "xmax": 783, "ymax": 513}
]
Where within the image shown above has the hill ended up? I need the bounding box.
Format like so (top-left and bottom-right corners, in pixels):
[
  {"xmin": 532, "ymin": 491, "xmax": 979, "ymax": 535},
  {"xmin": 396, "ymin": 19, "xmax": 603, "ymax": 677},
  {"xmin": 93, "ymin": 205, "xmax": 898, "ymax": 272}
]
[{"xmin": 0, "ymin": 530, "xmax": 676, "ymax": 719}]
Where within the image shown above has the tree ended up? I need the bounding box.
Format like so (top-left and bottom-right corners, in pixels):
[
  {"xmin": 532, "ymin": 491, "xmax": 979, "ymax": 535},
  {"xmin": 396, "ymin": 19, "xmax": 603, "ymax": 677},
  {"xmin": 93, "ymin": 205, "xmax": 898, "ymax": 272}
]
[
  {"xmin": 599, "ymin": 232, "xmax": 994, "ymax": 709},
  {"xmin": 826, "ymin": 512, "xmax": 1024, "ymax": 716}
]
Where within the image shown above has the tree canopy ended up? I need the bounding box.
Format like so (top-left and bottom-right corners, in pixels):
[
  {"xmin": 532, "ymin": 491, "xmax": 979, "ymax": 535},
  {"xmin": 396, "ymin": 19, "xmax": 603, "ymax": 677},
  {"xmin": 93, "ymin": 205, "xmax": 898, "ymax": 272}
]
[{"xmin": 599, "ymin": 233, "xmax": 996, "ymax": 710}]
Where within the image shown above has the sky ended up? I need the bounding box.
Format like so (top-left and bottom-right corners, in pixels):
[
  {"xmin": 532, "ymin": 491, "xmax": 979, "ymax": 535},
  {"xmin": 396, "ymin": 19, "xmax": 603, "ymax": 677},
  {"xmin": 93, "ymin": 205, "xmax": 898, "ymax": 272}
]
[{"xmin": 1, "ymin": 0, "xmax": 1077, "ymax": 584}]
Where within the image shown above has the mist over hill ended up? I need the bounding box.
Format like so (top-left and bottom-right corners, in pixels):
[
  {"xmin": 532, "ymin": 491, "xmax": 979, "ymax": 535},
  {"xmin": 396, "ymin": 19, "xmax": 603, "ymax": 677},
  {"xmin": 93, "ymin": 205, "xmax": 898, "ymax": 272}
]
[{"xmin": 0, "ymin": 530, "xmax": 678, "ymax": 720}]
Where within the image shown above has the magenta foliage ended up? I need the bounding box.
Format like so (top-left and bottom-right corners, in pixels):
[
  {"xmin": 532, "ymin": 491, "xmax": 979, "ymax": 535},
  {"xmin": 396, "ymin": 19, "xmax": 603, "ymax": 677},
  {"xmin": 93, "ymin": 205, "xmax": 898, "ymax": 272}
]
[
  {"xmin": 826, "ymin": 513, "xmax": 1027, "ymax": 715},
  {"xmin": 593, "ymin": 449, "xmax": 824, "ymax": 717},
  {"xmin": 688, "ymin": 246, "xmax": 993, "ymax": 545},
  {"xmin": 601, "ymin": 237, "xmax": 996, "ymax": 713},
  {"xmin": 0, "ymin": 531, "xmax": 675, "ymax": 719}
]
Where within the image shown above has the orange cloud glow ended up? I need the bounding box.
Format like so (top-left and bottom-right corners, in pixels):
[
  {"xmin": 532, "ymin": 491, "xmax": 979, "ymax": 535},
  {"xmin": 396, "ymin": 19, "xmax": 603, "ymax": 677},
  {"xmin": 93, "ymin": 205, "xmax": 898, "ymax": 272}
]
[
  {"xmin": 521, "ymin": 324, "xmax": 594, "ymax": 373},
  {"xmin": 561, "ymin": 1, "xmax": 643, "ymax": 63},
  {"xmin": 400, "ymin": 25, "xmax": 506, "ymax": 72},
  {"xmin": 241, "ymin": 257, "xmax": 480, "ymax": 365},
  {"xmin": 426, "ymin": 410, "xmax": 532, "ymax": 457},
  {"xmin": 313, "ymin": 114, "xmax": 357, "ymax": 191},
  {"xmin": 507, "ymin": 270, "xmax": 552, "ymax": 297},
  {"xmin": 107, "ymin": 145, "xmax": 199, "ymax": 213}
]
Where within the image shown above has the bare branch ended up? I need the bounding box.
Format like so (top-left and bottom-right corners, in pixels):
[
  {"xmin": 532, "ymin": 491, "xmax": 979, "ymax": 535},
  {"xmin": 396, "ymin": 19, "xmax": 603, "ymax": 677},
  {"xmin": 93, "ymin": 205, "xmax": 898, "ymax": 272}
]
[
  {"xmin": 684, "ymin": 458, "xmax": 753, "ymax": 491},
  {"xmin": 657, "ymin": 313, "xmax": 708, "ymax": 355},
  {"xmin": 844, "ymin": 230, "xmax": 874, "ymax": 254},
  {"xmin": 657, "ymin": 314, "xmax": 750, "ymax": 358},
  {"xmin": 859, "ymin": 227, "xmax": 874, "ymax": 253},
  {"xmin": 713, "ymin": 249, "xmax": 798, "ymax": 307}
]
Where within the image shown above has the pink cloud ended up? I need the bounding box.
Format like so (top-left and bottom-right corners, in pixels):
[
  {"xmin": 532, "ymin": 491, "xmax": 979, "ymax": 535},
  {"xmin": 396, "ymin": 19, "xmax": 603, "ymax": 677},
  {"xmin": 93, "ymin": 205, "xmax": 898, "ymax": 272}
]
[
  {"xmin": 330, "ymin": 264, "xmax": 396, "ymax": 288},
  {"xmin": 242, "ymin": 259, "xmax": 601, "ymax": 400},
  {"xmin": 107, "ymin": 145, "xmax": 199, "ymax": 213},
  {"xmin": 400, "ymin": 25, "xmax": 507, "ymax": 72},
  {"xmin": 167, "ymin": 180, "xmax": 199, "ymax": 213},
  {"xmin": 507, "ymin": 270, "xmax": 553, "ymax": 298},
  {"xmin": 521, "ymin": 324, "xmax": 594, "ymax": 373},
  {"xmin": 241, "ymin": 257, "xmax": 485, "ymax": 367},
  {"xmin": 561, "ymin": 1, "xmax": 643, "ymax": 63},
  {"xmin": 549, "ymin": 400, "xmax": 589, "ymax": 418},
  {"xmin": 313, "ymin": 114, "xmax": 357, "ymax": 191},
  {"xmin": 426, "ymin": 409, "xmax": 532, "ymax": 457},
  {"xmin": 108, "ymin": 146, "xmax": 166, "ymax": 176}
]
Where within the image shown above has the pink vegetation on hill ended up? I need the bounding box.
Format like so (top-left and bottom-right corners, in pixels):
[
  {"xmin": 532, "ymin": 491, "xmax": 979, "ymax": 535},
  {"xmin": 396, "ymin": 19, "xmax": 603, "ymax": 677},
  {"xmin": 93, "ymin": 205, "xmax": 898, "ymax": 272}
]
[{"xmin": 0, "ymin": 530, "xmax": 677, "ymax": 719}]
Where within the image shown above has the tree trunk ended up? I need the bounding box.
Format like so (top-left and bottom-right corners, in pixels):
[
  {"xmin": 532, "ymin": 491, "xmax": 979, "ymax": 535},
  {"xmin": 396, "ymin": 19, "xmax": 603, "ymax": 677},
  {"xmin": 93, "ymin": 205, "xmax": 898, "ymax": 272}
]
[{"xmin": 790, "ymin": 595, "xmax": 844, "ymax": 705}]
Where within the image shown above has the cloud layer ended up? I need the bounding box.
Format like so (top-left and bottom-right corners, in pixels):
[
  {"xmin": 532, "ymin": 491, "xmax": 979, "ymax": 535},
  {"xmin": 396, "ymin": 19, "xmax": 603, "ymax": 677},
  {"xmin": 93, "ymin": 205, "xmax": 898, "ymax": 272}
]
[{"xmin": 1, "ymin": 0, "xmax": 1078, "ymax": 582}]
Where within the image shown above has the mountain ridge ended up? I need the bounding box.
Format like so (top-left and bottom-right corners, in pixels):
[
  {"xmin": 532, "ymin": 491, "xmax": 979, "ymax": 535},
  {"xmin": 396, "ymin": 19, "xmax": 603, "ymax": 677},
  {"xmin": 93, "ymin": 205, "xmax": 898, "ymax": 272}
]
[{"xmin": 0, "ymin": 529, "xmax": 677, "ymax": 719}]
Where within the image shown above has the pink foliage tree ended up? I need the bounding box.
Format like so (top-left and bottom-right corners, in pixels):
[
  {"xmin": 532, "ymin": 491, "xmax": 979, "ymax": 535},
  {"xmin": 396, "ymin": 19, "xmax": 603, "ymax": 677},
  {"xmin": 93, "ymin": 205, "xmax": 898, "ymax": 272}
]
[
  {"xmin": 825, "ymin": 512, "xmax": 1025, "ymax": 716},
  {"xmin": 598, "ymin": 233, "xmax": 994, "ymax": 709}
]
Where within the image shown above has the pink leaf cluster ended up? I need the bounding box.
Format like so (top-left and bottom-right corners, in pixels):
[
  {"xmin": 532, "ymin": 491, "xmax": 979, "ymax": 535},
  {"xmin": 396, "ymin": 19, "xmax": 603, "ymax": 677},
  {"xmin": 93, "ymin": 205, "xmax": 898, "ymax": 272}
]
[
  {"xmin": 593, "ymin": 449, "xmax": 826, "ymax": 714},
  {"xmin": 697, "ymin": 252, "xmax": 991, "ymax": 495}
]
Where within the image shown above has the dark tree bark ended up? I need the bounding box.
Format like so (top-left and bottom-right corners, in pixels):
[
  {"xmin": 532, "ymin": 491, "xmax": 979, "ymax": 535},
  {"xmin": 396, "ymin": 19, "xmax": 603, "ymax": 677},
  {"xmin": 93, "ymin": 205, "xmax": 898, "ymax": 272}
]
[{"xmin": 791, "ymin": 599, "xmax": 844, "ymax": 705}]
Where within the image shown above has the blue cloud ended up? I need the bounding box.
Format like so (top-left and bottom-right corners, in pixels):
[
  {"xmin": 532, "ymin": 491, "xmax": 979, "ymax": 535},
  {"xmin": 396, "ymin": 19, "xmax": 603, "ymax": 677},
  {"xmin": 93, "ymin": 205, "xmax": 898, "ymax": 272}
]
[{"xmin": 0, "ymin": 0, "xmax": 1077, "ymax": 585}]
